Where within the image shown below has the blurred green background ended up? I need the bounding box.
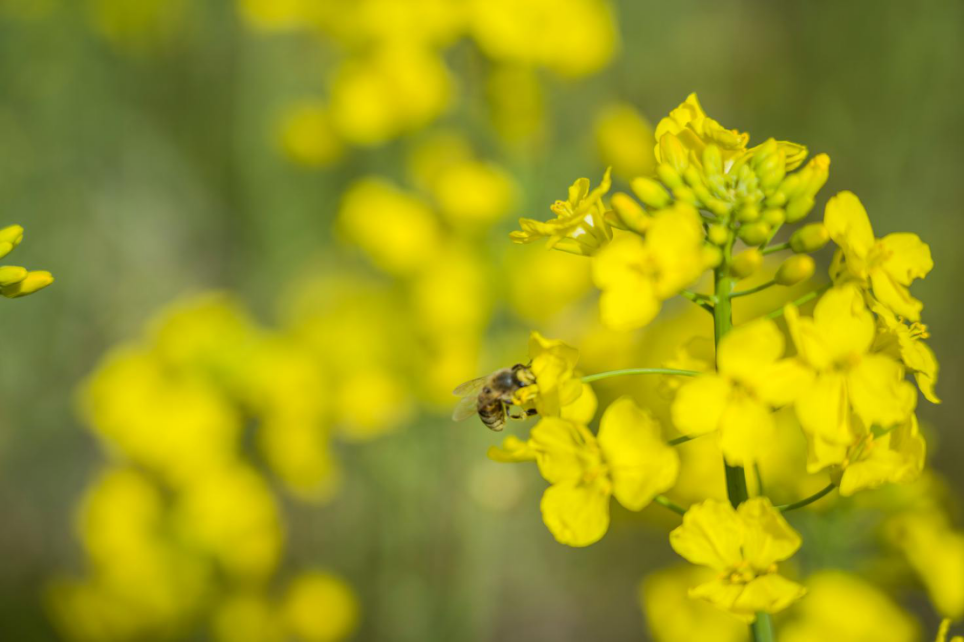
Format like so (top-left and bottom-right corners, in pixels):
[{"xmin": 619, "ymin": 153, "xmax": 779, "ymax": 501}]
[{"xmin": 0, "ymin": 0, "xmax": 961, "ymax": 640}]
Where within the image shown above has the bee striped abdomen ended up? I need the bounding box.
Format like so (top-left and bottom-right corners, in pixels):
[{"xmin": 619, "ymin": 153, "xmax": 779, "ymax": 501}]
[{"xmin": 478, "ymin": 399, "xmax": 506, "ymax": 431}]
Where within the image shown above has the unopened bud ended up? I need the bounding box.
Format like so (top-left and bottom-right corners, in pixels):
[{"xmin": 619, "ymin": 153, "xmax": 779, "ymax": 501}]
[
  {"xmin": 671, "ymin": 185, "xmax": 698, "ymax": 206},
  {"xmin": 762, "ymin": 208, "xmax": 786, "ymax": 227},
  {"xmin": 0, "ymin": 266, "xmax": 27, "ymax": 285},
  {"xmin": 708, "ymin": 224, "xmax": 729, "ymax": 246},
  {"xmin": 738, "ymin": 221, "xmax": 771, "ymax": 246},
  {"xmin": 790, "ymin": 223, "xmax": 830, "ymax": 253},
  {"xmin": 702, "ymin": 144, "xmax": 723, "ymax": 178},
  {"xmin": 611, "ymin": 192, "xmax": 649, "ymax": 234},
  {"xmin": 703, "ymin": 245, "xmax": 723, "ymax": 268},
  {"xmin": 1, "ymin": 270, "xmax": 53, "ymax": 298},
  {"xmin": 0, "ymin": 225, "xmax": 24, "ymax": 247},
  {"xmin": 776, "ymin": 255, "xmax": 815, "ymax": 286},
  {"xmin": 785, "ymin": 196, "xmax": 815, "ymax": 223},
  {"xmin": 659, "ymin": 133, "xmax": 689, "ymax": 173},
  {"xmin": 656, "ymin": 164, "xmax": 683, "ymax": 190},
  {"xmin": 731, "ymin": 248, "xmax": 763, "ymax": 279},
  {"xmin": 736, "ymin": 204, "xmax": 760, "ymax": 223},
  {"xmin": 630, "ymin": 177, "xmax": 671, "ymax": 209}
]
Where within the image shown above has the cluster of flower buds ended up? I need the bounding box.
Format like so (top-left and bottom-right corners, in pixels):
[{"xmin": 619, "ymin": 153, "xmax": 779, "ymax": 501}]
[{"xmin": 0, "ymin": 225, "xmax": 53, "ymax": 299}]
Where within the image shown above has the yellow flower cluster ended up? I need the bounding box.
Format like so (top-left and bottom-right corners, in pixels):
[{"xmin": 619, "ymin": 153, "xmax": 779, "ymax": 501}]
[
  {"xmin": 48, "ymin": 295, "xmax": 361, "ymax": 641},
  {"xmin": 0, "ymin": 224, "xmax": 53, "ymax": 299}
]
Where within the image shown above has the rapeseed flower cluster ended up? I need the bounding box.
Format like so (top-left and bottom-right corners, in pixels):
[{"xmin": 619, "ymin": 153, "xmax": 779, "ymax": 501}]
[
  {"xmin": 477, "ymin": 94, "xmax": 945, "ymax": 639},
  {"xmin": 0, "ymin": 224, "xmax": 53, "ymax": 299}
]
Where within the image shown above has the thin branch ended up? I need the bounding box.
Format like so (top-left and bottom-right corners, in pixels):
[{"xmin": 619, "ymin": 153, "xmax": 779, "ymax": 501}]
[
  {"xmin": 761, "ymin": 241, "xmax": 791, "ymax": 256},
  {"xmin": 668, "ymin": 433, "xmax": 700, "ymax": 447},
  {"xmin": 680, "ymin": 289, "xmax": 715, "ymax": 312},
  {"xmin": 776, "ymin": 482, "xmax": 837, "ymax": 512},
  {"xmin": 763, "ymin": 283, "xmax": 832, "ymax": 320},
  {"xmin": 581, "ymin": 368, "xmax": 700, "ymax": 384},
  {"xmin": 654, "ymin": 495, "xmax": 687, "ymax": 516},
  {"xmin": 731, "ymin": 280, "xmax": 777, "ymax": 298}
]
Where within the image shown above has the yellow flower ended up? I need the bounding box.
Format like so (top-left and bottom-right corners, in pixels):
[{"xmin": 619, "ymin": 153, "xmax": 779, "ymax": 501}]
[
  {"xmin": 669, "ymin": 497, "xmax": 806, "ymax": 622},
  {"xmin": 785, "ymin": 285, "xmax": 916, "ymax": 470},
  {"xmin": 0, "ymin": 224, "xmax": 54, "ymax": 299},
  {"xmin": 640, "ymin": 565, "xmax": 748, "ymax": 642},
  {"xmin": 780, "ymin": 570, "xmax": 919, "ymax": 642},
  {"xmin": 654, "ymin": 93, "xmax": 750, "ymax": 167},
  {"xmin": 836, "ymin": 414, "xmax": 925, "ymax": 497},
  {"xmin": 937, "ymin": 619, "xmax": 964, "ymax": 642},
  {"xmin": 281, "ymin": 572, "xmax": 360, "ymax": 642},
  {"xmin": 212, "ymin": 593, "xmax": 284, "ymax": 642},
  {"xmin": 513, "ymin": 331, "xmax": 583, "ymax": 417},
  {"xmin": 872, "ymin": 299, "xmax": 940, "ymax": 403},
  {"xmin": 510, "ymin": 168, "xmax": 613, "ymax": 255},
  {"xmin": 671, "ymin": 318, "xmax": 811, "ymax": 466},
  {"xmin": 505, "ymin": 248, "xmax": 593, "ymax": 323},
  {"xmin": 825, "ymin": 190, "xmax": 933, "ymax": 321},
  {"xmin": 592, "ymin": 203, "xmax": 710, "ymax": 330},
  {"xmin": 277, "ymin": 101, "xmax": 343, "ymax": 168},
  {"xmin": 594, "ymin": 102, "xmax": 656, "ymax": 180},
  {"xmin": 491, "ymin": 397, "xmax": 679, "ymax": 547},
  {"xmin": 431, "ymin": 159, "xmax": 517, "ymax": 226}
]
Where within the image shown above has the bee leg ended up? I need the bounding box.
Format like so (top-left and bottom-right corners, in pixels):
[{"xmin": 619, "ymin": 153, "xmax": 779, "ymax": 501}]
[
  {"xmin": 505, "ymin": 403, "xmax": 525, "ymax": 420},
  {"xmin": 525, "ymin": 408, "xmax": 538, "ymax": 416}
]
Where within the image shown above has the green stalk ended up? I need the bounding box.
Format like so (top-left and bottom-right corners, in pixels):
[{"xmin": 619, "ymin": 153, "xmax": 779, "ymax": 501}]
[{"xmin": 714, "ymin": 261, "xmax": 774, "ymax": 641}]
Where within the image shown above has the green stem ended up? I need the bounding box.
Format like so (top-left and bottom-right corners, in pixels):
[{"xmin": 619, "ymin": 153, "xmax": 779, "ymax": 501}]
[
  {"xmin": 761, "ymin": 241, "xmax": 790, "ymax": 255},
  {"xmin": 751, "ymin": 613, "xmax": 775, "ymax": 640},
  {"xmin": 763, "ymin": 283, "xmax": 831, "ymax": 320},
  {"xmin": 731, "ymin": 279, "xmax": 777, "ymax": 298},
  {"xmin": 668, "ymin": 434, "xmax": 700, "ymax": 446},
  {"xmin": 777, "ymin": 482, "xmax": 837, "ymax": 512},
  {"xmin": 580, "ymin": 368, "xmax": 700, "ymax": 383},
  {"xmin": 681, "ymin": 289, "xmax": 715, "ymax": 312},
  {"xmin": 654, "ymin": 495, "xmax": 687, "ymax": 516}
]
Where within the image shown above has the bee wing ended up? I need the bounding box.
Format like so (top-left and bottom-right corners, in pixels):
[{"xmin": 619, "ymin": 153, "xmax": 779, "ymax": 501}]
[
  {"xmin": 451, "ymin": 395, "xmax": 480, "ymax": 422},
  {"xmin": 452, "ymin": 376, "xmax": 487, "ymax": 397}
]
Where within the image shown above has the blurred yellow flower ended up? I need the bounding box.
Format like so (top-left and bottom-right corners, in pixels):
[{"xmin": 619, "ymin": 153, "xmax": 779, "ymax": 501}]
[
  {"xmin": 669, "ymin": 497, "xmax": 806, "ymax": 622},
  {"xmin": 779, "ymin": 570, "xmax": 919, "ymax": 642},
  {"xmin": 785, "ymin": 285, "xmax": 916, "ymax": 471},
  {"xmin": 0, "ymin": 224, "xmax": 53, "ymax": 298},
  {"xmin": 282, "ymin": 572, "xmax": 360, "ymax": 642},
  {"xmin": 592, "ymin": 203, "xmax": 709, "ymax": 330},
  {"xmin": 278, "ymin": 101, "xmax": 343, "ymax": 168},
  {"xmin": 887, "ymin": 509, "xmax": 964, "ymax": 620},
  {"xmin": 640, "ymin": 565, "xmax": 748, "ymax": 642},
  {"xmin": 595, "ymin": 102, "xmax": 656, "ymax": 180},
  {"xmin": 85, "ymin": 0, "xmax": 186, "ymax": 52},
  {"xmin": 431, "ymin": 160, "xmax": 517, "ymax": 226},
  {"xmin": 511, "ymin": 168, "xmax": 613, "ymax": 255},
  {"xmin": 212, "ymin": 593, "xmax": 283, "ymax": 642},
  {"xmin": 671, "ymin": 318, "xmax": 811, "ymax": 466},
  {"xmin": 505, "ymin": 246, "xmax": 592, "ymax": 323},
  {"xmin": 826, "ymin": 191, "xmax": 933, "ymax": 321},
  {"xmin": 513, "ymin": 331, "xmax": 583, "ymax": 417},
  {"xmin": 486, "ymin": 65, "xmax": 545, "ymax": 143},
  {"xmin": 836, "ymin": 414, "xmax": 925, "ymax": 497}
]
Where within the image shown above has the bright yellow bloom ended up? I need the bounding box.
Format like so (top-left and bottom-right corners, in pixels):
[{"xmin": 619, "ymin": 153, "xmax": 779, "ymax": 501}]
[
  {"xmin": 281, "ymin": 572, "xmax": 360, "ymax": 642},
  {"xmin": 431, "ymin": 159, "xmax": 517, "ymax": 226},
  {"xmin": 506, "ymin": 248, "xmax": 593, "ymax": 323},
  {"xmin": 0, "ymin": 224, "xmax": 53, "ymax": 299},
  {"xmin": 511, "ymin": 169, "xmax": 613, "ymax": 255},
  {"xmin": 594, "ymin": 102, "xmax": 656, "ymax": 180},
  {"xmin": 592, "ymin": 203, "xmax": 710, "ymax": 330},
  {"xmin": 825, "ymin": 190, "xmax": 933, "ymax": 321},
  {"xmin": 873, "ymin": 299, "xmax": 940, "ymax": 403},
  {"xmin": 671, "ymin": 318, "xmax": 811, "ymax": 466},
  {"xmin": 492, "ymin": 397, "xmax": 679, "ymax": 547},
  {"xmin": 887, "ymin": 509, "xmax": 964, "ymax": 620},
  {"xmin": 785, "ymin": 285, "xmax": 916, "ymax": 470},
  {"xmin": 835, "ymin": 414, "xmax": 925, "ymax": 497},
  {"xmin": 654, "ymin": 93, "xmax": 750, "ymax": 167},
  {"xmin": 780, "ymin": 570, "xmax": 919, "ymax": 642},
  {"xmin": 669, "ymin": 497, "xmax": 806, "ymax": 622},
  {"xmin": 640, "ymin": 565, "xmax": 748, "ymax": 642},
  {"xmin": 514, "ymin": 331, "xmax": 583, "ymax": 417}
]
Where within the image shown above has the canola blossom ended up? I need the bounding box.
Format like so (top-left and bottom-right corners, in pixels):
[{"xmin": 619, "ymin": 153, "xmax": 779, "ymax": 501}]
[{"xmin": 479, "ymin": 94, "xmax": 944, "ymax": 640}]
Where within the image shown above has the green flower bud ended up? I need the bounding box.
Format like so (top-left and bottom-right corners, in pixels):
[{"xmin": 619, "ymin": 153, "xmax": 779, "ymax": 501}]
[
  {"xmin": 630, "ymin": 178, "xmax": 670, "ymax": 210},
  {"xmin": 682, "ymin": 165, "xmax": 704, "ymax": 190},
  {"xmin": 762, "ymin": 208, "xmax": 786, "ymax": 227},
  {"xmin": 672, "ymin": 185, "xmax": 698, "ymax": 206},
  {"xmin": 610, "ymin": 192, "xmax": 649, "ymax": 234},
  {"xmin": 738, "ymin": 221, "xmax": 771, "ymax": 245},
  {"xmin": 659, "ymin": 133, "xmax": 689, "ymax": 173},
  {"xmin": 706, "ymin": 198, "xmax": 731, "ymax": 218},
  {"xmin": 1, "ymin": 270, "xmax": 53, "ymax": 298},
  {"xmin": 766, "ymin": 191, "xmax": 788, "ymax": 208},
  {"xmin": 775, "ymin": 254, "xmax": 815, "ymax": 286},
  {"xmin": 656, "ymin": 164, "xmax": 683, "ymax": 190},
  {"xmin": 702, "ymin": 144, "xmax": 723, "ymax": 178},
  {"xmin": 708, "ymin": 224, "xmax": 729, "ymax": 246},
  {"xmin": 0, "ymin": 266, "xmax": 27, "ymax": 285},
  {"xmin": 790, "ymin": 223, "xmax": 830, "ymax": 253},
  {"xmin": 736, "ymin": 204, "xmax": 760, "ymax": 223},
  {"xmin": 785, "ymin": 196, "xmax": 815, "ymax": 223},
  {"xmin": 703, "ymin": 245, "xmax": 723, "ymax": 268},
  {"xmin": 731, "ymin": 248, "xmax": 763, "ymax": 279}
]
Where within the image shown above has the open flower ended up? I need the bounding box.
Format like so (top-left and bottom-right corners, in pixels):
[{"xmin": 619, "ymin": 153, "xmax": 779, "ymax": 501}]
[
  {"xmin": 512, "ymin": 332, "xmax": 583, "ymax": 417},
  {"xmin": 785, "ymin": 285, "xmax": 917, "ymax": 471},
  {"xmin": 671, "ymin": 318, "xmax": 811, "ymax": 466},
  {"xmin": 872, "ymin": 299, "xmax": 940, "ymax": 404},
  {"xmin": 0, "ymin": 224, "xmax": 54, "ymax": 299},
  {"xmin": 669, "ymin": 497, "xmax": 806, "ymax": 622},
  {"xmin": 510, "ymin": 168, "xmax": 613, "ymax": 255},
  {"xmin": 592, "ymin": 202, "xmax": 710, "ymax": 330},
  {"xmin": 825, "ymin": 191, "xmax": 933, "ymax": 321},
  {"xmin": 835, "ymin": 414, "xmax": 925, "ymax": 497},
  {"xmin": 654, "ymin": 93, "xmax": 749, "ymax": 166},
  {"xmin": 490, "ymin": 397, "xmax": 679, "ymax": 547}
]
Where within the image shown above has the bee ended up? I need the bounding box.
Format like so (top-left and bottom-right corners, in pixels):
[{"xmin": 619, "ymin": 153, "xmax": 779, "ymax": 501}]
[{"xmin": 452, "ymin": 364, "xmax": 537, "ymax": 431}]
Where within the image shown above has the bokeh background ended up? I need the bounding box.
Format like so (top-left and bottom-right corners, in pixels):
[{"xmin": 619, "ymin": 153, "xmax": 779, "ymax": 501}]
[{"xmin": 0, "ymin": 0, "xmax": 962, "ymax": 640}]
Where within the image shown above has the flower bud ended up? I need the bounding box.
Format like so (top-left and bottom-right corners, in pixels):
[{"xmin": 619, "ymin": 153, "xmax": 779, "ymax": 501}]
[
  {"xmin": 731, "ymin": 248, "xmax": 763, "ymax": 279},
  {"xmin": 762, "ymin": 208, "xmax": 786, "ymax": 227},
  {"xmin": 785, "ymin": 196, "xmax": 815, "ymax": 223},
  {"xmin": 656, "ymin": 164, "xmax": 683, "ymax": 190},
  {"xmin": 775, "ymin": 255, "xmax": 815, "ymax": 286},
  {"xmin": 0, "ymin": 225, "xmax": 24, "ymax": 247},
  {"xmin": 610, "ymin": 192, "xmax": 649, "ymax": 234},
  {"xmin": 630, "ymin": 177, "xmax": 670, "ymax": 209},
  {"xmin": 0, "ymin": 266, "xmax": 27, "ymax": 285},
  {"xmin": 1, "ymin": 270, "xmax": 53, "ymax": 298},
  {"xmin": 736, "ymin": 204, "xmax": 760, "ymax": 223},
  {"xmin": 702, "ymin": 245, "xmax": 723, "ymax": 268},
  {"xmin": 738, "ymin": 221, "xmax": 771, "ymax": 246},
  {"xmin": 659, "ymin": 133, "xmax": 689, "ymax": 173},
  {"xmin": 790, "ymin": 223, "xmax": 829, "ymax": 253},
  {"xmin": 702, "ymin": 144, "xmax": 723, "ymax": 178},
  {"xmin": 708, "ymin": 224, "xmax": 729, "ymax": 246},
  {"xmin": 671, "ymin": 185, "xmax": 698, "ymax": 206}
]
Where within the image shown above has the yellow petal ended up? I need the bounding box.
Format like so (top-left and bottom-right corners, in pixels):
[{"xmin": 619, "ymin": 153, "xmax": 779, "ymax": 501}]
[
  {"xmin": 669, "ymin": 500, "xmax": 743, "ymax": 571},
  {"xmin": 717, "ymin": 318, "xmax": 784, "ymax": 382},
  {"xmin": 847, "ymin": 354, "xmax": 916, "ymax": 430},
  {"xmin": 824, "ymin": 191, "xmax": 875, "ymax": 259},
  {"xmin": 689, "ymin": 579, "xmax": 753, "ymax": 622},
  {"xmin": 597, "ymin": 397, "xmax": 680, "ymax": 511},
  {"xmin": 560, "ymin": 382, "xmax": 598, "ymax": 424},
  {"xmin": 870, "ymin": 269, "xmax": 923, "ymax": 322},
  {"xmin": 487, "ymin": 436, "xmax": 537, "ymax": 463},
  {"xmin": 598, "ymin": 281, "xmax": 661, "ymax": 331},
  {"xmin": 671, "ymin": 375, "xmax": 731, "ymax": 436},
  {"xmin": 719, "ymin": 396, "xmax": 776, "ymax": 466},
  {"xmin": 812, "ymin": 285, "xmax": 875, "ymax": 361},
  {"xmin": 753, "ymin": 358, "xmax": 814, "ymax": 407},
  {"xmin": 804, "ymin": 433, "xmax": 849, "ymax": 473},
  {"xmin": 879, "ymin": 232, "xmax": 933, "ymax": 285},
  {"xmin": 794, "ymin": 370, "xmax": 849, "ymax": 444},
  {"xmin": 734, "ymin": 574, "xmax": 807, "ymax": 617},
  {"xmin": 540, "ymin": 479, "xmax": 610, "ymax": 547},
  {"xmin": 529, "ymin": 417, "xmax": 596, "ymax": 484},
  {"xmin": 738, "ymin": 497, "xmax": 802, "ymax": 569},
  {"xmin": 839, "ymin": 415, "xmax": 925, "ymax": 496}
]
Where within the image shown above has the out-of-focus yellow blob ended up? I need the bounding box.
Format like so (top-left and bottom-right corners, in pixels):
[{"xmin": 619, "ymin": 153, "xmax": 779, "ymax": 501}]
[
  {"xmin": 85, "ymin": 0, "xmax": 187, "ymax": 52},
  {"xmin": 337, "ymin": 177, "xmax": 441, "ymax": 276},
  {"xmin": 282, "ymin": 572, "xmax": 360, "ymax": 642},
  {"xmin": 406, "ymin": 131, "xmax": 474, "ymax": 191},
  {"xmin": 335, "ymin": 368, "xmax": 414, "ymax": 441},
  {"xmin": 641, "ymin": 565, "xmax": 748, "ymax": 642},
  {"xmin": 235, "ymin": 0, "xmax": 322, "ymax": 32},
  {"xmin": 278, "ymin": 101, "xmax": 344, "ymax": 168},
  {"xmin": 887, "ymin": 509, "xmax": 964, "ymax": 620},
  {"xmin": 432, "ymin": 160, "xmax": 517, "ymax": 226},
  {"xmin": 211, "ymin": 593, "xmax": 284, "ymax": 642},
  {"xmin": 259, "ymin": 418, "xmax": 341, "ymax": 503},
  {"xmin": 594, "ymin": 102, "xmax": 657, "ymax": 180},
  {"xmin": 486, "ymin": 65, "xmax": 545, "ymax": 144},
  {"xmin": 505, "ymin": 247, "xmax": 592, "ymax": 323}
]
